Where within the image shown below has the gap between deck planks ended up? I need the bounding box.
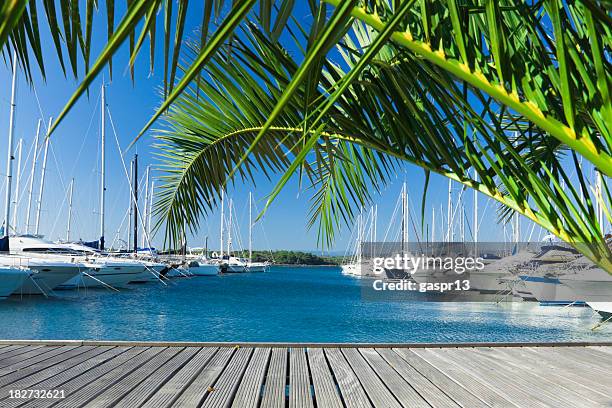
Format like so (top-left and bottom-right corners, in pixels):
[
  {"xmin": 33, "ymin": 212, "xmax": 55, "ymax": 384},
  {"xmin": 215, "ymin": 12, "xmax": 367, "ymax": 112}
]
[{"xmin": 0, "ymin": 342, "xmax": 609, "ymax": 408}]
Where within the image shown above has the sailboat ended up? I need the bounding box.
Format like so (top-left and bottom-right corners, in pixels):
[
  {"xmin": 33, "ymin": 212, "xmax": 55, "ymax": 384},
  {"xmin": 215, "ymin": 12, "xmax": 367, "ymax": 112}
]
[
  {"xmin": 215, "ymin": 192, "xmax": 246, "ymax": 273},
  {"xmin": 244, "ymin": 192, "xmax": 269, "ymax": 272},
  {"xmin": 0, "ymin": 54, "xmax": 81, "ymax": 295},
  {"xmin": 341, "ymin": 210, "xmax": 364, "ymax": 277}
]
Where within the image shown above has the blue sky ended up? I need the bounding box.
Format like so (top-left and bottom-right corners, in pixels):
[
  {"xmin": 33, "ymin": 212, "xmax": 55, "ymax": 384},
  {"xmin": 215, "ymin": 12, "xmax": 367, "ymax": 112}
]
[{"xmin": 0, "ymin": 3, "xmax": 541, "ymax": 251}]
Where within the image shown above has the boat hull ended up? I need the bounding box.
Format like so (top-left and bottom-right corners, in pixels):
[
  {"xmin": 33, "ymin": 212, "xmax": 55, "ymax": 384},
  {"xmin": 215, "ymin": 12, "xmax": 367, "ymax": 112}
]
[
  {"xmin": 189, "ymin": 264, "xmax": 219, "ymax": 276},
  {"xmin": 521, "ymin": 275, "xmax": 583, "ymax": 306},
  {"xmin": 58, "ymin": 265, "xmax": 146, "ymax": 289},
  {"xmin": 16, "ymin": 265, "xmax": 82, "ymax": 295},
  {"xmin": 223, "ymin": 264, "xmax": 246, "ymax": 273},
  {"xmin": 245, "ymin": 263, "xmax": 268, "ymax": 273},
  {"xmin": 561, "ymin": 273, "xmax": 612, "ymax": 318},
  {"xmin": 0, "ymin": 268, "xmax": 29, "ymax": 298}
]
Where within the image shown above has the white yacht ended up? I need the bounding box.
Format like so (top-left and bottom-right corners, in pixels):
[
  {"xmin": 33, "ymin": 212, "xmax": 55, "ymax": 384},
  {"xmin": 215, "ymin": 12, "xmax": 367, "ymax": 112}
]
[
  {"xmin": 2, "ymin": 253, "xmax": 84, "ymax": 295},
  {"xmin": 66, "ymin": 243, "xmax": 161, "ymax": 286},
  {"xmin": 0, "ymin": 267, "xmax": 30, "ymax": 298},
  {"xmin": 469, "ymin": 250, "xmax": 536, "ymax": 295},
  {"xmin": 10, "ymin": 236, "xmax": 144, "ymax": 290},
  {"xmin": 517, "ymin": 245, "xmax": 582, "ymax": 305},
  {"xmin": 559, "ymin": 258, "xmax": 612, "ymax": 318}
]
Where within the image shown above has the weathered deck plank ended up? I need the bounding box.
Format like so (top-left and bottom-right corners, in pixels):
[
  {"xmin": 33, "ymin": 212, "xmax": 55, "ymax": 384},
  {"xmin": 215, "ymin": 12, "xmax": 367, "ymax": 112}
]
[
  {"xmin": 231, "ymin": 347, "xmax": 270, "ymax": 408},
  {"xmin": 0, "ymin": 346, "xmax": 79, "ymax": 377},
  {"xmin": 0, "ymin": 346, "xmax": 95, "ymax": 390},
  {"xmin": 359, "ymin": 348, "xmax": 430, "ymax": 408},
  {"xmin": 376, "ymin": 348, "xmax": 462, "ymax": 408},
  {"xmin": 201, "ymin": 347, "xmax": 253, "ymax": 408},
  {"xmin": 0, "ymin": 342, "xmax": 607, "ymax": 408},
  {"xmin": 307, "ymin": 348, "xmax": 343, "ymax": 408},
  {"xmin": 341, "ymin": 347, "xmax": 402, "ymax": 408},
  {"xmin": 26, "ymin": 347, "xmax": 145, "ymax": 408},
  {"xmin": 391, "ymin": 348, "xmax": 489, "ymax": 408},
  {"xmin": 259, "ymin": 348, "xmax": 287, "ymax": 408},
  {"xmin": 325, "ymin": 347, "xmax": 372, "ymax": 408},
  {"xmin": 81, "ymin": 347, "xmax": 183, "ymax": 408},
  {"xmin": 140, "ymin": 347, "xmax": 217, "ymax": 408},
  {"xmin": 169, "ymin": 347, "xmax": 235, "ymax": 407},
  {"xmin": 476, "ymin": 347, "xmax": 611, "ymax": 405},
  {"xmin": 112, "ymin": 347, "xmax": 200, "ymax": 408},
  {"xmin": 1, "ymin": 347, "xmax": 127, "ymax": 408},
  {"xmin": 289, "ymin": 347, "xmax": 314, "ymax": 408},
  {"xmin": 53, "ymin": 347, "xmax": 162, "ymax": 408},
  {"xmin": 409, "ymin": 348, "xmax": 522, "ymax": 408},
  {"xmin": 0, "ymin": 346, "xmax": 48, "ymax": 368}
]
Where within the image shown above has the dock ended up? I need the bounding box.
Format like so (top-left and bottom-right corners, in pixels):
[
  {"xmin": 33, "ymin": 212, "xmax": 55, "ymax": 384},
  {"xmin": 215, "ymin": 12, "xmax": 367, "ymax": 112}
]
[{"xmin": 0, "ymin": 341, "xmax": 610, "ymax": 407}]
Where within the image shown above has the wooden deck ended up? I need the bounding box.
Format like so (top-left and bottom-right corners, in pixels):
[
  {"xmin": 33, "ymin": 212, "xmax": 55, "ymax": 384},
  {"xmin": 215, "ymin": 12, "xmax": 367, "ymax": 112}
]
[{"xmin": 0, "ymin": 341, "xmax": 610, "ymax": 407}]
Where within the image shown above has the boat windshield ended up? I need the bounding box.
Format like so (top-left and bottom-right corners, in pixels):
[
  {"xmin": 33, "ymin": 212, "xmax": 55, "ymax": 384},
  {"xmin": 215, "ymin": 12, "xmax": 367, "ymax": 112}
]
[{"xmin": 21, "ymin": 248, "xmax": 82, "ymax": 255}]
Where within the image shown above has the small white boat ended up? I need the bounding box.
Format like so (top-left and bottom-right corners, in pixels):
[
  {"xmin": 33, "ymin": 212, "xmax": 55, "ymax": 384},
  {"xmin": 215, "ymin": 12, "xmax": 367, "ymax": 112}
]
[
  {"xmin": 187, "ymin": 259, "xmax": 219, "ymax": 276},
  {"xmin": 245, "ymin": 261, "xmax": 269, "ymax": 273},
  {"xmin": 222, "ymin": 256, "xmax": 247, "ymax": 273},
  {"xmin": 341, "ymin": 263, "xmax": 362, "ymax": 276},
  {"xmin": 0, "ymin": 267, "xmax": 30, "ymax": 298}
]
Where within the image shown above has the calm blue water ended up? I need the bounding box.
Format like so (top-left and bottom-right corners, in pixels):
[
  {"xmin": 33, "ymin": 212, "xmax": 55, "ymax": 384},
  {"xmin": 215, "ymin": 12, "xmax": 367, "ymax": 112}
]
[{"xmin": 0, "ymin": 266, "xmax": 609, "ymax": 342}]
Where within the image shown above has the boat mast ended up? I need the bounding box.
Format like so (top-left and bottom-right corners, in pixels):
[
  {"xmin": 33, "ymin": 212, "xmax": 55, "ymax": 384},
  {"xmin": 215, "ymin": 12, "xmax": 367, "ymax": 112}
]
[
  {"xmin": 99, "ymin": 83, "xmax": 106, "ymax": 250},
  {"xmin": 431, "ymin": 207, "xmax": 435, "ymax": 243},
  {"xmin": 248, "ymin": 191, "xmax": 252, "ymax": 263},
  {"xmin": 473, "ymin": 170, "xmax": 478, "ymax": 244},
  {"xmin": 127, "ymin": 163, "xmax": 133, "ymax": 249},
  {"xmin": 227, "ymin": 198, "xmax": 233, "ymax": 255},
  {"xmin": 66, "ymin": 178, "xmax": 74, "ymax": 241},
  {"xmin": 35, "ymin": 118, "xmax": 52, "ymax": 235},
  {"xmin": 446, "ymin": 179, "xmax": 452, "ymax": 242},
  {"xmin": 401, "ymin": 182, "xmax": 407, "ymax": 253},
  {"xmin": 513, "ymin": 213, "xmax": 520, "ymax": 244},
  {"xmin": 3, "ymin": 53, "xmax": 18, "ymax": 240},
  {"xmin": 25, "ymin": 119, "xmax": 41, "ymax": 234},
  {"xmin": 141, "ymin": 165, "xmax": 150, "ymax": 247},
  {"xmin": 11, "ymin": 138, "xmax": 23, "ymax": 232},
  {"xmin": 596, "ymin": 170, "xmax": 604, "ymax": 234},
  {"xmin": 403, "ymin": 182, "xmax": 409, "ymax": 247},
  {"xmin": 219, "ymin": 190, "xmax": 224, "ymax": 257},
  {"xmin": 147, "ymin": 181, "xmax": 154, "ymax": 243},
  {"xmin": 374, "ymin": 204, "xmax": 377, "ymax": 242},
  {"xmin": 132, "ymin": 154, "xmax": 138, "ymax": 253}
]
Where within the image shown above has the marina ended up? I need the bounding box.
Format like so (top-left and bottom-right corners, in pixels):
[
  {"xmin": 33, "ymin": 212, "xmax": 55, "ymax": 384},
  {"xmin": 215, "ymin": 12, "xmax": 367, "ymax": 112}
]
[
  {"xmin": 1, "ymin": 1, "xmax": 611, "ymax": 406},
  {"xmin": 0, "ymin": 266, "xmax": 610, "ymax": 343},
  {"xmin": 0, "ymin": 341, "xmax": 610, "ymax": 407}
]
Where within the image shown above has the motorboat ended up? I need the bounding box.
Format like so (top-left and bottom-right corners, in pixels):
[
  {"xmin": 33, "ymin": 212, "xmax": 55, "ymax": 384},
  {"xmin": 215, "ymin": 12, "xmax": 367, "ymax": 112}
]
[
  {"xmin": 245, "ymin": 261, "xmax": 270, "ymax": 273},
  {"xmin": 186, "ymin": 257, "xmax": 219, "ymax": 276},
  {"xmin": 3, "ymin": 254, "xmax": 84, "ymax": 295},
  {"xmin": 11, "ymin": 236, "xmax": 144, "ymax": 290},
  {"xmin": 559, "ymin": 258, "xmax": 612, "ymax": 318},
  {"xmin": 515, "ymin": 245, "xmax": 582, "ymax": 305}
]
